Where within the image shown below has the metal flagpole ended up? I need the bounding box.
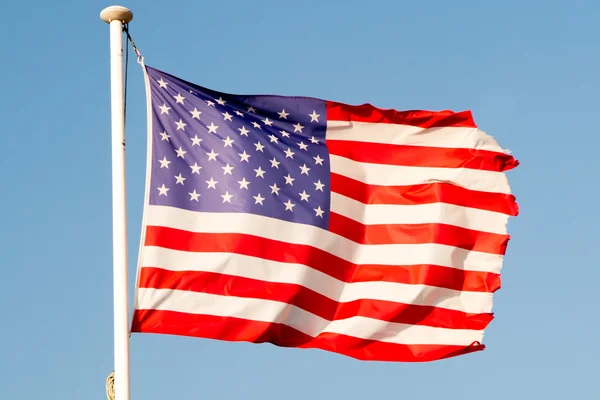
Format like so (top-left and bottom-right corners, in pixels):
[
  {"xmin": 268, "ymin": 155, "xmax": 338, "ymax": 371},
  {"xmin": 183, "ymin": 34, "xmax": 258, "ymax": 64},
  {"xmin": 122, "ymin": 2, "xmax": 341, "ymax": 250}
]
[{"xmin": 100, "ymin": 5, "xmax": 133, "ymax": 400}]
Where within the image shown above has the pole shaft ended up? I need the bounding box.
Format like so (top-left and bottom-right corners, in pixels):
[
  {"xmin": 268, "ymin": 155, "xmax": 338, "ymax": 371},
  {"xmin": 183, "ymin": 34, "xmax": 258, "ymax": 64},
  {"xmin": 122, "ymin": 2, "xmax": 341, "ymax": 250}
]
[{"xmin": 108, "ymin": 19, "xmax": 130, "ymax": 400}]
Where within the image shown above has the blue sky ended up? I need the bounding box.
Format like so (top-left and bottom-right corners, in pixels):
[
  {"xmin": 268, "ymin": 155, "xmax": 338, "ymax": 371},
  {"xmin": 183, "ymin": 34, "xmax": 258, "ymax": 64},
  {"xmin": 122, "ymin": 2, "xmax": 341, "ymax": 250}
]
[{"xmin": 1, "ymin": 0, "xmax": 599, "ymax": 399}]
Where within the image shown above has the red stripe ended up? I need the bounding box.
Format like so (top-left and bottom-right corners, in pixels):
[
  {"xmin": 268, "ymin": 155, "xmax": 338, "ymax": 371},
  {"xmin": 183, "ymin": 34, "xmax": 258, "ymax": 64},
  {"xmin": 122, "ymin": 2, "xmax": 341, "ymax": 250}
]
[
  {"xmin": 131, "ymin": 310, "xmax": 485, "ymax": 362},
  {"xmin": 331, "ymin": 173, "xmax": 519, "ymax": 216},
  {"xmin": 326, "ymin": 101, "xmax": 477, "ymax": 128},
  {"xmin": 144, "ymin": 226, "xmax": 501, "ymax": 293},
  {"xmin": 138, "ymin": 268, "xmax": 493, "ymax": 330},
  {"xmin": 329, "ymin": 212, "xmax": 509, "ymax": 255},
  {"xmin": 327, "ymin": 140, "xmax": 518, "ymax": 172}
]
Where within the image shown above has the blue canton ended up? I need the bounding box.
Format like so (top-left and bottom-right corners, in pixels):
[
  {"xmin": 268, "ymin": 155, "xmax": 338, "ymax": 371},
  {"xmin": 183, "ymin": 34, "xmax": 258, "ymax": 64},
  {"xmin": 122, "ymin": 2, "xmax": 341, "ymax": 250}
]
[{"xmin": 146, "ymin": 66, "xmax": 330, "ymax": 229}]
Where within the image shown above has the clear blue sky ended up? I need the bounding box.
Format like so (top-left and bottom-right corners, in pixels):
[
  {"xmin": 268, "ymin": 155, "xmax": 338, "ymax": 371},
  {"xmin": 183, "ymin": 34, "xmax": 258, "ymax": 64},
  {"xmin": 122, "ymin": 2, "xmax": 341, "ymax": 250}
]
[{"xmin": 1, "ymin": 0, "xmax": 599, "ymax": 398}]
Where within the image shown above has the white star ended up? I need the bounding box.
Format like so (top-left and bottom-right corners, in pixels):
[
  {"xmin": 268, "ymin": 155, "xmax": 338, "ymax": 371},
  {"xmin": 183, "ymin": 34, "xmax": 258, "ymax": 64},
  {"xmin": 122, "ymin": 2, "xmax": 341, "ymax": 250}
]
[
  {"xmin": 221, "ymin": 191, "xmax": 233, "ymax": 203},
  {"xmin": 206, "ymin": 149, "xmax": 219, "ymax": 161},
  {"xmin": 278, "ymin": 109, "xmax": 289, "ymax": 119},
  {"xmin": 238, "ymin": 126, "xmax": 249, "ymax": 136},
  {"xmin": 239, "ymin": 151, "xmax": 251, "ymax": 162},
  {"xmin": 279, "ymin": 130, "xmax": 290, "ymax": 138},
  {"xmin": 234, "ymin": 110, "xmax": 244, "ymax": 117},
  {"xmin": 284, "ymin": 174, "xmax": 295, "ymax": 185},
  {"xmin": 299, "ymin": 164, "xmax": 311, "ymax": 175},
  {"xmin": 174, "ymin": 173, "xmax": 186, "ymax": 185},
  {"xmin": 159, "ymin": 131, "xmax": 170, "ymax": 141},
  {"xmin": 157, "ymin": 78, "xmax": 168, "ymax": 88},
  {"xmin": 174, "ymin": 93, "xmax": 185, "ymax": 104},
  {"xmin": 238, "ymin": 177, "xmax": 250, "ymax": 189},
  {"xmin": 299, "ymin": 190, "xmax": 310, "ymax": 202},
  {"xmin": 293, "ymin": 123, "xmax": 304, "ymax": 133},
  {"xmin": 157, "ymin": 184, "xmax": 169, "ymax": 196},
  {"xmin": 206, "ymin": 177, "xmax": 218, "ymax": 189},
  {"xmin": 222, "ymin": 112, "xmax": 233, "ymax": 121},
  {"xmin": 252, "ymin": 121, "xmax": 262, "ymax": 129},
  {"xmin": 270, "ymin": 158, "xmax": 280, "ymax": 169},
  {"xmin": 222, "ymin": 163, "xmax": 234, "ymax": 175},
  {"xmin": 309, "ymin": 136, "xmax": 319, "ymax": 144},
  {"xmin": 247, "ymin": 106, "xmax": 256, "ymax": 113},
  {"xmin": 270, "ymin": 183, "xmax": 280, "ymax": 195},
  {"xmin": 159, "ymin": 157, "xmax": 171, "ymax": 169},
  {"xmin": 190, "ymin": 108, "xmax": 202, "ymax": 119},
  {"xmin": 190, "ymin": 135, "xmax": 202, "ymax": 146},
  {"xmin": 263, "ymin": 117, "xmax": 273, "ymax": 126},
  {"xmin": 190, "ymin": 162, "xmax": 202, "ymax": 174},
  {"xmin": 314, "ymin": 180, "xmax": 325, "ymax": 191},
  {"xmin": 222, "ymin": 136, "xmax": 234, "ymax": 147},
  {"xmin": 253, "ymin": 193, "xmax": 265, "ymax": 205},
  {"xmin": 314, "ymin": 206, "xmax": 324, "ymax": 218},
  {"xmin": 268, "ymin": 134, "xmax": 278, "ymax": 143},
  {"xmin": 159, "ymin": 103, "xmax": 171, "ymax": 114},
  {"xmin": 207, "ymin": 122, "xmax": 219, "ymax": 134},
  {"xmin": 313, "ymin": 155, "xmax": 324, "ymax": 165},
  {"xmin": 298, "ymin": 141, "xmax": 308, "ymax": 150},
  {"xmin": 284, "ymin": 199, "xmax": 295, "ymax": 212},
  {"xmin": 309, "ymin": 110, "xmax": 320, "ymax": 122},
  {"xmin": 254, "ymin": 166, "xmax": 266, "ymax": 178},
  {"xmin": 216, "ymin": 97, "xmax": 226, "ymax": 105},
  {"xmin": 254, "ymin": 142, "xmax": 265, "ymax": 152},
  {"xmin": 175, "ymin": 119, "xmax": 187, "ymax": 131},
  {"xmin": 176, "ymin": 147, "xmax": 187, "ymax": 158},
  {"xmin": 284, "ymin": 148, "xmax": 295, "ymax": 159},
  {"xmin": 206, "ymin": 100, "xmax": 215, "ymax": 107},
  {"xmin": 189, "ymin": 190, "xmax": 201, "ymax": 201}
]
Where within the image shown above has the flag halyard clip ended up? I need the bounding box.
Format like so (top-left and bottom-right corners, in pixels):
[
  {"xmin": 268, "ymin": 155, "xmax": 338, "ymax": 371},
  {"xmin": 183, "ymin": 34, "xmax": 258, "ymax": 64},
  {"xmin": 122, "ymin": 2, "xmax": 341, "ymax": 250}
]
[{"xmin": 123, "ymin": 23, "xmax": 143, "ymax": 64}]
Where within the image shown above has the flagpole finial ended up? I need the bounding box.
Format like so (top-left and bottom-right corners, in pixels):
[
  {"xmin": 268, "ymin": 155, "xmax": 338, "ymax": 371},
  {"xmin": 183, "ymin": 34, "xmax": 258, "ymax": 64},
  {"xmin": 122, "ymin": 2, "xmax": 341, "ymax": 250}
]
[{"xmin": 100, "ymin": 6, "xmax": 133, "ymax": 24}]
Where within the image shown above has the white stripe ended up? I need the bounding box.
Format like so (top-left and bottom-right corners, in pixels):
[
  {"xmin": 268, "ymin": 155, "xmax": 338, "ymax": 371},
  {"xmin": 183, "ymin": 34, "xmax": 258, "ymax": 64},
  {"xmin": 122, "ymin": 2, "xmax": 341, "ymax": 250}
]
[
  {"xmin": 141, "ymin": 248, "xmax": 493, "ymax": 314},
  {"xmin": 136, "ymin": 288, "xmax": 484, "ymax": 346},
  {"xmin": 330, "ymin": 154, "xmax": 512, "ymax": 194},
  {"xmin": 145, "ymin": 205, "xmax": 503, "ymax": 273},
  {"xmin": 331, "ymin": 192, "xmax": 509, "ymax": 234},
  {"xmin": 326, "ymin": 120, "xmax": 507, "ymax": 153}
]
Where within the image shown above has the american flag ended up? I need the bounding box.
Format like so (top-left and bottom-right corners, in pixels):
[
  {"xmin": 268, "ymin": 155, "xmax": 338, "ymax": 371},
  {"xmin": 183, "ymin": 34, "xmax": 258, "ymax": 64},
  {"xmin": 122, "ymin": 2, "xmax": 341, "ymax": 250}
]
[{"xmin": 131, "ymin": 65, "xmax": 519, "ymax": 362}]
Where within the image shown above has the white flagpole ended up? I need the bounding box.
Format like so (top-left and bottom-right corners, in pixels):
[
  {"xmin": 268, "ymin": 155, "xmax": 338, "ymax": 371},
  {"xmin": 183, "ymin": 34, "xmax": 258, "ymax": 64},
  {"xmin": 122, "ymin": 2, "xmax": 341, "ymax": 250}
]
[{"xmin": 100, "ymin": 5, "xmax": 133, "ymax": 400}]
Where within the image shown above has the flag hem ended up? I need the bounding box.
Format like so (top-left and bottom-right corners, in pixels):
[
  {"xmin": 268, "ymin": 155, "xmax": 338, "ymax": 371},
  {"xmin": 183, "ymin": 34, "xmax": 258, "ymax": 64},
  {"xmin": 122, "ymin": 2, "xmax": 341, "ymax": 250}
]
[{"xmin": 130, "ymin": 59, "xmax": 155, "ymax": 328}]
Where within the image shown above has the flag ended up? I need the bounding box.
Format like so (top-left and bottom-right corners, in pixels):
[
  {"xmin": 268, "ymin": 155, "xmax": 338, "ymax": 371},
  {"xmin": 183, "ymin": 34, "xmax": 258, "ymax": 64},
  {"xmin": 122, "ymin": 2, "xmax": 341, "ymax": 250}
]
[{"xmin": 131, "ymin": 65, "xmax": 519, "ymax": 362}]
